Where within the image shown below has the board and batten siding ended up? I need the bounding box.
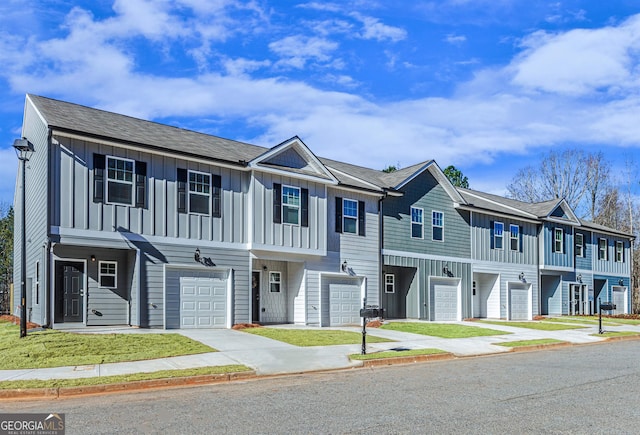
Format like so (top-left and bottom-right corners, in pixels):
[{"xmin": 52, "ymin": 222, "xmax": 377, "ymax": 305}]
[
  {"xmin": 542, "ymin": 223, "xmax": 574, "ymax": 269},
  {"xmin": 51, "ymin": 135, "xmax": 248, "ymax": 244},
  {"xmin": 13, "ymin": 98, "xmax": 51, "ymax": 325},
  {"xmin": 574, "ymin": 230, "xmax": 592, "ymax": 271},
  {"xmin": 384, "ymin": 254, "xmax": 472, "ymax": 320},
  {"xmin": 382, "ymin": 170, "xmax": 470, "ymax": 258},
  {"xmin": 250, "ymin": 173, "xmax": 326, "ymax": 253},
  {"xmin": 471, "ymin": 213, "xmax": 538, "ymax": 265},
  {"xmin": 592, "ymin": 233, "xmax": 631, "ymax": 276}
]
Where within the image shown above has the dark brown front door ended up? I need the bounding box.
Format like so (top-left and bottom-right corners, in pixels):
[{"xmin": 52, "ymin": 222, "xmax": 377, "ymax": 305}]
[
  {"xmin": 55, "ymin": 262, "xmax": 84, "ymax": 323},
  {"xmin": 252, "ymin": 271, "xmax": 260, "ymax": 323}
]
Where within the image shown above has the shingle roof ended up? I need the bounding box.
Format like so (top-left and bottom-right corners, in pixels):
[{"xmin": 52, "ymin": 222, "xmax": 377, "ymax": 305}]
[{"xmin": 457, "ymin": 187, "xmax": 560, "ymax": 219}]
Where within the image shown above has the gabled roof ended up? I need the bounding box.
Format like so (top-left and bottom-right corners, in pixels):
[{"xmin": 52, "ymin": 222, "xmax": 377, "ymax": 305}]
[
  {"xmin": 249, "ymin": 136, "xmax": 338, "ymax": 184},
  {"xmin": 578, "ymin": 219, "xmax": 635, "ymax": 239},
  {"xmin": 382, "ymin": 160, "xmax": 467, "ymax": 204},
  {"xmin": 457, "ymin": 188, "xmax": 540, "ymax": 220},
  {"xmin": 544, "ymin": 199, "xmax": 580, "ymax": 226}
]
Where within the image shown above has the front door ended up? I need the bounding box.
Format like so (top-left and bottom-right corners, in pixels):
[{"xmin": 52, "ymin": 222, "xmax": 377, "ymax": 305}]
[
  {"xmin": 55, "ymin": 262, "xmax": 84, "ymax": 323},
  {"xmin": 251, "ymin": 271, "xmax": 260, "ymax": 323},
  {"xmin": 570, "ymin": 284, "xmax": 586, "ymax": 315}
]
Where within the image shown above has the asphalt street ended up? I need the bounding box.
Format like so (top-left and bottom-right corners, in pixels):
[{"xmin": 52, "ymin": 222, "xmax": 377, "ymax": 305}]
[{"xmin": 3, "ymin": 339, "xmax": 639, "ymax": 434}]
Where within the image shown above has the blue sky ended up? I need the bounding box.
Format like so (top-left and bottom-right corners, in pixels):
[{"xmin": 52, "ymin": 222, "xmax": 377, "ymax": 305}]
[{"xmin": 1, "ymin": 0, "xmax": 640, "ymax": 207}]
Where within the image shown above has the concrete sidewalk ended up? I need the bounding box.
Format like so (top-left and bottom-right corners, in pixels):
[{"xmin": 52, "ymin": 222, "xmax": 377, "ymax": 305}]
[{"xmin": 0, "ymin": 320, "xmax": 636, "ymax": 383}]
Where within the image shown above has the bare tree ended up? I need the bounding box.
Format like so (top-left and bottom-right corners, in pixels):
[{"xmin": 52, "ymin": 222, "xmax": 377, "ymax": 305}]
[{"xmin": 584, "ymin": 152, "xmax": 610, "ymax": 221}]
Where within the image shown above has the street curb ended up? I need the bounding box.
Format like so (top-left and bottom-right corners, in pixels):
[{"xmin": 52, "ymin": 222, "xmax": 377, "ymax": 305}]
[
  {"xmin": 0, "ymin": 371, "xmax": 257, "ymax": 401},
  {"xmin": 359, "ymin": 352, "xmax": 454, "ymax": 367},
  {"xmin": 505, "ymin": 342, "xmax": 572, "ymax": 352}
]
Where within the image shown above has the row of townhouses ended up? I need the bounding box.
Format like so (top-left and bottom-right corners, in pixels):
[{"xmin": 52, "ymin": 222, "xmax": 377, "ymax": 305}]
[{"xmin": 12, "ymin": 95, "xmax": 634, "ymax": 329}]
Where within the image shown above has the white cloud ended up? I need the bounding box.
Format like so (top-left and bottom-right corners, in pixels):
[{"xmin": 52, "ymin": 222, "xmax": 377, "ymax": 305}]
[
  {"xmin": 445, "ymin": 34, "xmax": 467, "ymax": 45},
  {"xmin": 269, "ymin": 35, "xmax": 339, "ymax": 69},
  {"xmin": 223, "ymin": 57, "xmax": 272, "ymax": 76},
  {"xmin": 351, "ymin": 13, "xmax": 407, "ymax": 42}
]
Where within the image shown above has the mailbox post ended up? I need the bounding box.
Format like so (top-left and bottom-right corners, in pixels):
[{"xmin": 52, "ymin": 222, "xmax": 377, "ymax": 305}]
[
  {"xmin": 598, "ymin": 298, "xmax": 616, "ymax": 334},
  {"xmin": 359, "ymin": 304, "xmax": 383, "ymax": 355}
]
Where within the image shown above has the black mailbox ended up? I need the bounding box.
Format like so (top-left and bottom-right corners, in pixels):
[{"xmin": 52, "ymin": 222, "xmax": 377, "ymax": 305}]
[
  {"xmin": 360, "ymin": 307, "xmax": 383, "ymax": 318},
  {"xmin": 600, "ymin": 303, "xmax": 616, "ymax": 311}
]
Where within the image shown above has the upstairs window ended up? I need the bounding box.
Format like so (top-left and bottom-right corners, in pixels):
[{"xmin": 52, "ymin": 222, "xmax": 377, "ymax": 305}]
[
  {"xmin": 99, "ymin": 261, "xmax": 117, "ymax": 288},
  {"xmin": 106, "ymin": 156, "xmax": 134, "ymax": 205},
  {"xmin": 432, "ymin": 211, "xmax": 443, "ymax": 241},
  {"xmin": 598, "ymin": 238, "xmax": 608, "ymax": 260},
  {"xmin": 282, "ymin": 186, "xmax": 301, "ymax": 225},
  {"xmin": 493, "ymin": 222, "xmax": 504, "ymax": 249},
  {"xmin": 188, "ymin": 170, "xmax": 211, "ymax": 215},
  {"xmin": 510, "ymin": 225, "xmax": 520, "ymax": 251},
  {"xmin": 385, "ymin": 274, "xmax": 395, "ymax": 293},
  {"xmin": 575, "ymin": 233, "xmax": 584, "ymax": 257},
  {"xmin": 616, "ymin": 241, "xmax": 624, "ymax": 262},
  {"xmin": 411, "ymin": 207, "xmax": 423, "ymax": 239},
  {"xmin": 343, "ymin": 199, "xmax": 358, "ymax": 234},
  {"xmin": 553, "ymin": 228, "xmax": 564, "ymax": 253}
]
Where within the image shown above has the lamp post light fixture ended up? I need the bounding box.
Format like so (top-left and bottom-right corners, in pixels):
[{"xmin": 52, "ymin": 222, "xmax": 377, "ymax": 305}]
[{"xmin": 13, "ymin": 138, "xmax": 34, "ymax": 338}]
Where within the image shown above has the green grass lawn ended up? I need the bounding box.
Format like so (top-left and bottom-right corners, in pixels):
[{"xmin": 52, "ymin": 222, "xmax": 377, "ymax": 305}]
[
  {"xmin": 350, "ymin": 348, "xmax": 447, "ymax": 360},
  {"xmin": 242, "ymin": 328, "xmax": 393, "ymax": 346},
  {"xmin": 496, "ymin": 338, "xmax": 566, "ymax": 348},
  {"xmin": 479, "ymin": 320, "xmax": 586, "ymax": 331},
  {"xmin": 0, "ymin": 321, "xmax": 216, "ymax": 369},
  {"xmin": 380, "ymin": 322, "xmax": 509, "ymax": 338},
  {"xmin": 591, "ymin": 331, "xmax": 640, "ymax": 338},
  {"xmin": 0, "ymin": 365, "xmax": 251, "ymax": 390}
]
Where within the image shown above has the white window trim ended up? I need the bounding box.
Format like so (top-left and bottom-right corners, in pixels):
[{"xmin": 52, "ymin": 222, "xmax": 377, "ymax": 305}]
[
  {"xmin": 615, "ymin": 241, "xmax": 624, "ymax": 262},
  {"xmin": 34, "ymin": 260, "xmax": 40, "ymax": 305},
  {"xmin": 282, "ymin": 185, "xmax": 301, "ymax": 226},
  {"xmin": 509, "ymin": 224, "xmax": 519, "ymax": 251},
  {"xmin": 269, "ymin": 271, "xmax": 281, "ymax": 293},
  {"xmin": 106, "ymin": 155, "xmax": 135, "ymax": 206},
  {"xmin": 598, "ymin": 238, "xmax": 608, "ymax": 261},
  {"xmin": 432, "ymin": 210, "xmax": 444, "ymax": 242},
  {"xmin": 494, "ymin": 221, "xmax": 504, "ymax": 250},
  {"xmin": 575, "ymin": 233, "xmax": 584, "ymax": 258},
  {"xmin": 343, "ymin": 198, "xmax": 359, "ymax": 235},
  {"xmin": 99, "ymin": 261, "xmax": 118, "ymax": 288},
  {"xmin": 554, "ymin": 228, "xmax": 564, "ymax": 254},
  {"xmin": 187, "ymin": 169, "xmax": 212, "ymax": 216},
  {"xmin": 411, "ymin": 206, "xmax": 424, "ymax": 239},
  {"xmin": 385, "ymin": 274, "xmax": 395, "ymax": 294}
]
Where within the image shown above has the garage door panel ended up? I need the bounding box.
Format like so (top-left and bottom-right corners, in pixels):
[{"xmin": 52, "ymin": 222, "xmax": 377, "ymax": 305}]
[
  {"xmin": 432, "ymin": 281, "xmax": 458, "ymax": 321},
  {"xmin": 324, "ymin": 278, "xmax": 362, "ymax": 326},
  {"xmin": 509, "ymin": 287, "xmax": 529, "ymax": 320}
]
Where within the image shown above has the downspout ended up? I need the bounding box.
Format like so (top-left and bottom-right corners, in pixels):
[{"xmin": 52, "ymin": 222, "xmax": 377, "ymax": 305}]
[
  {"xmin": 378, "ymin": 192, "xmax": 386, "ymax": 318},
  {"xmin": 45, "ymin": 127, "xmax": 53, "ymax": 328}
]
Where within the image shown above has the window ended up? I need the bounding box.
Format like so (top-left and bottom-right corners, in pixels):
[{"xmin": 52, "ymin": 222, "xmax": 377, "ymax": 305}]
[
  {"xmin": 343, "ymin": 199, "xmax": 358, "ymax": 234},
  {"xmin": 510, "ymin": 225, "xmax": 519, "ymax": 251},
  {"xmin": 269, "ymin": 272, "xmax": 281, "ymax": 293},
  {"xmin": 33, "ymin": 261, "xmax": 40, "ymax": 305},
  {"xmin": 432, "ymin": 211, "xmax": 443, "ymax": 241},
  {"xmin": 554, "ymin": 228, "xmax": 564, "ymax": 253},
  {"xmin": 493, "ymin": 222, "xmax": 504, "ymax": 249},
  {"xmin": 385, "ymin": 274, "xmax": 395, "ymax": 293},
  {"xmin": 598, "ymin": 238, "xmax": 607, "ymax": 260},
  {"xmin": 99, "ymin": 261, "xmax": 117, "ymax": 288},
  {"xmin": 411, "ymin": 207, "xmax": 423, "ymax": 238},
  {"xmin": 282, "ymin": 186, "xmax": 300, "ymax": 225},
  {"xmin": 106, "ymin": 156, "xmax": 134, "ymax": 205},
  {"xmin": 188, "ymin": 170, "xmax": 211, "ymax": 215},
  {"xmin": 616, "ymin": 241, "xmax": 624, "ymax": 262},
  {"xmin": 575, "ymin": 233, "xmax": 584, "ymax": 257}
]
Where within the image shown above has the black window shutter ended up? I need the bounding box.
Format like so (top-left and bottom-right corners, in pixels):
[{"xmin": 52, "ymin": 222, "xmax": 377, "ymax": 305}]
[
  {"xmin": 135, "ymin": 161, "xmax": 147, "ymax": 208},
  {"xmin": 212, "ymin": 174, "xmax": 221, "ymax": 218},
  {"xmin": 490, "ymin": 221, "xmax": 494, "ymax": 249},
  {"xmin": 301, "ymin": 188, "xmax": 309, "ymax": 227},
  {"xmin": 177, "ymin": 168, "xmax": 187, "ymax": 213},
  {"xmin": 358, "ymin": 200, "xmax": 365, "ymax": 237},
  {"xmin": 519, "ymin": 226, "xmax": 523, "ymax": 253},
  {"xmin": 335, "ymin": 197, "xmax": 343, "ymax": 233},
  {"xmin": 273, "ymin": 183, "xmax": 281, "ymax": 223},
  {"xmin": 93, "ymin": 153, "xmax": 105, "ymax": 203}
]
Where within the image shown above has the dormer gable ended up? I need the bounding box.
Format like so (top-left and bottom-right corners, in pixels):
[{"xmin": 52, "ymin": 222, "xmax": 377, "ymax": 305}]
[
  {"xmin": 392, "ymin": 160, "xmax": 467, "ymax": 205},
  {"xmin": 249, "ymin": 136, "xmax": 338, "ymax": 184},
  {"xmin": 545, "ymin": 199, "xmax": 580, "ymax": 226}
]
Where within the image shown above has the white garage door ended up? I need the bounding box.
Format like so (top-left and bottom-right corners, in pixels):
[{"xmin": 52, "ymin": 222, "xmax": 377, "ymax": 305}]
[
  {"xmin": 612, "ymin": 287, "xmax": 626, "ymax": 315},
  {"xmin": 180, "ymin": 276, "xmax": 227, "ymax": 328},
  {"xmin": 431, "ymin": 279, "xmax": 458, "ymax": 321},
  {"xmin": 322, "ymin": 276, "xmax": 362, "ymax": 326},
  {"xmin": 509, "ymin": 285, "xmax": 529, "ymax": 321}
]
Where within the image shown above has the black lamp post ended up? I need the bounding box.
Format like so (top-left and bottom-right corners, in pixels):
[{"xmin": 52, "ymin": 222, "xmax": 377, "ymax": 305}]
[{"xmin": 13, "ymin": 138, "xmax": 34, "ymax": 338}]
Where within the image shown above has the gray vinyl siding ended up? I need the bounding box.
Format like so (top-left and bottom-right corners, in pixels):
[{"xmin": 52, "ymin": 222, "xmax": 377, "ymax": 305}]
[
  {"xmin": 384, "ymin": 255, "xmax": 472, "ymax": 320},
  {"xmin": 52, "ymin": 135, "xmax": 248, "ymax": 244},
  {"xmin": 471, "ymin": 213, "xmax": 537, "ymax": 264},
  {"xmin": 472, "ymin": 264, "xmax": 539, "ymax": 319},
  {"xmin": 382, "ymin": 170, "xmax": 470, "ymax": 258},
  {"xmin": 13, "ymin": 99, "xmax": 51, "ymax": 326},
  {"xmin": 250, "ymin": 173, "xmax": 326, "ymax": 252},
  {"xmin": 542, "ymin": 223, "xmax": 573, "ymax": 268}
]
